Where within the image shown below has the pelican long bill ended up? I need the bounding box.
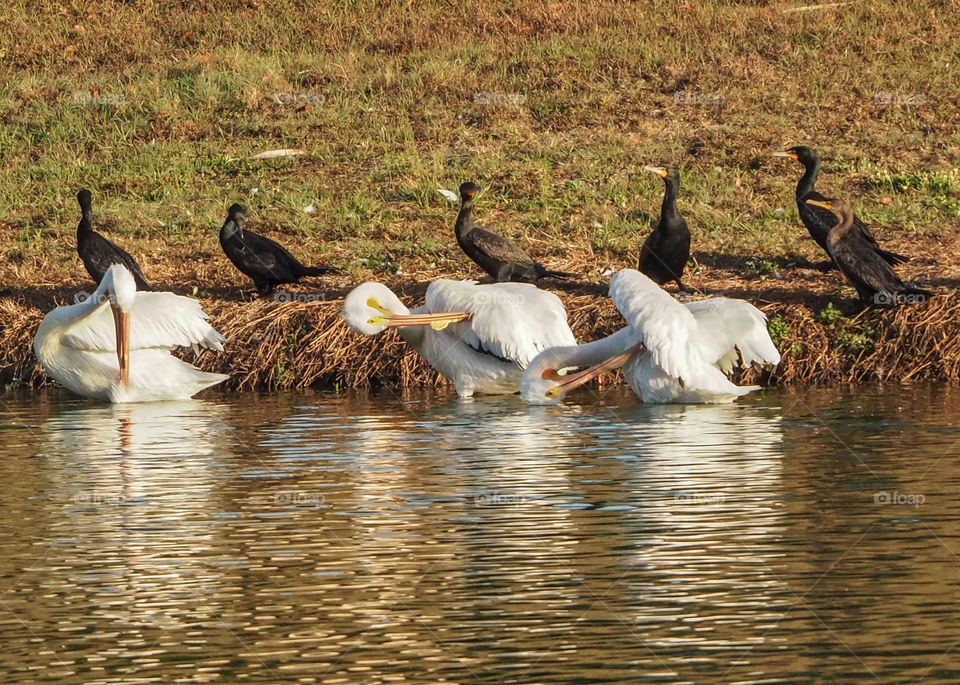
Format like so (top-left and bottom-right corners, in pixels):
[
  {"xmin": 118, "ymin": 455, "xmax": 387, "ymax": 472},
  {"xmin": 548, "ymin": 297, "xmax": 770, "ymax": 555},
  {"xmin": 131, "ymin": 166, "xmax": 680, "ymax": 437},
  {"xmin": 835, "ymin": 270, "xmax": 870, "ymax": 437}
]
[
  {"xmin": 372, "ymin": 311, "xmax": 471, "ymax": 331},
  {"xmin": 545, "ymin": 342, "xmax": 646, "ymax": 398},
  {"xmin": 111, "ymin": 303, "xmax": 130, "ymax": 387}
]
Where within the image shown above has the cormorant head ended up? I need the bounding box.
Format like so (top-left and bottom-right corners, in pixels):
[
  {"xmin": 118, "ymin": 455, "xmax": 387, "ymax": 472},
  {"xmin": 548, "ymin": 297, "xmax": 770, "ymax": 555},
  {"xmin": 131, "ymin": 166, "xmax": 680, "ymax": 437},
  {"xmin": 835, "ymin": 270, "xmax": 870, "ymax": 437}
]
[
  {"xmin": 773, "ymin": 145, "xmax": 818, "ymax": 166},
  {"xmin": 223, "ymin": 204, "xmax": 246, "ymax": 238},
  {"xmin": 805, "ymin": 197, "xmax": 850, "ymax": 221},
  {"xmin": 643, "ymin": 165, "xmax": 680, "ymax": 184},
  {"xmin": 459, "ymin": 182, "xmax": 482, "ymax": 201},
  {"xmin": 77, "ymin": 188, "xmax": 92, "ymax": 210}
]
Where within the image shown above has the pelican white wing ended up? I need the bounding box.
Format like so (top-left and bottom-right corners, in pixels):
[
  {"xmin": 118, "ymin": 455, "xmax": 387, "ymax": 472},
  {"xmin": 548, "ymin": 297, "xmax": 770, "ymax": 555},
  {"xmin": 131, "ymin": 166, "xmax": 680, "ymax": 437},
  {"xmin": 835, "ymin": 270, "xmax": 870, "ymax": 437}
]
[
  {"xmin": 684, "ymin": 298, "xmax": 781, "ymax": 373},
  {"xmin": 425, "ymin": 280, "xmax": 576, "ymax": 368},
  {"xmin": 61, "ymin": 292, "xmax": 226, "ymax": 353},
  {"xmin": 609, "ymin": 269, "xmax": 700, "ymax": 380}
]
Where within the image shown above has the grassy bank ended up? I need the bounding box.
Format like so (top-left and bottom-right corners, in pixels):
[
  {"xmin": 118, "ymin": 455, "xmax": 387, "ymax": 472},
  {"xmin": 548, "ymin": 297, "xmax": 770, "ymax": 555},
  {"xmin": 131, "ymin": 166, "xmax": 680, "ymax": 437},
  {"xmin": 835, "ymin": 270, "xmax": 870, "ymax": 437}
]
[{"xmin": 1, "ymin": 1, "xmax": 958, "ymax": 392}]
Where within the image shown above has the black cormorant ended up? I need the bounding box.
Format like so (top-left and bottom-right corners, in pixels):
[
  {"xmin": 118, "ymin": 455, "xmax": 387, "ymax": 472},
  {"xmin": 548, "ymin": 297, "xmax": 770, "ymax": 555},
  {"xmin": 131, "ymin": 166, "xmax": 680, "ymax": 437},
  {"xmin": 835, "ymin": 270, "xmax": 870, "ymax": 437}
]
[
  {"xmin": 805, "ymin": 198, "xmax": 929, "ymax": 307},
  {"xmin": 76, "ymin": 189, "xmax": 152, "ymax": 290},
  {"xmin": 454, "ymin": 182, "xmax": 573, "ymax": 283},
  {"xmin": 773, "ymin": 146, "xmax": 907, "ymax": 266},
  {"xmin": 219, "ymin": 204, "xmax": 335, "ymax": 296},
  {"xmin": 638, "ymin": 165, "xmax": 691, "ymax": 291}
]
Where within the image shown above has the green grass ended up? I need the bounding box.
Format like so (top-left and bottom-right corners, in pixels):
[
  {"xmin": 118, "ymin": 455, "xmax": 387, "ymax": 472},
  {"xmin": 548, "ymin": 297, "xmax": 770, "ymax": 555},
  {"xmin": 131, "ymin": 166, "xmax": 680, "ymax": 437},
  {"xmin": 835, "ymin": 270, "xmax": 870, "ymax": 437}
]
[{"xmin": 0, "ymin": 0, "xmax": 957, "ymax": 286}]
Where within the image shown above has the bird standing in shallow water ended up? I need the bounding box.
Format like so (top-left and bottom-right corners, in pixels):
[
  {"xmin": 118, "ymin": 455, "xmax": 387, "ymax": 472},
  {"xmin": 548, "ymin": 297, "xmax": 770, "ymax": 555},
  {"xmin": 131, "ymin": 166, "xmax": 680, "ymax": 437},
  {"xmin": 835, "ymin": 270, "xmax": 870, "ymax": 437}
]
[
  {"xmin": 341, "ymin": 279, "xmax": 576, "ymax": 397},
  {"xmin": 76, "ymin": 189, "xmax": 152, "ymax": 291},
  {"xmin": 218, "ymin": 204, "xmax": 335, "ymax": 296},
  {"xmin": 772, "ymin": 146, "xmax": 908, "ymax": 267},
  {"xmin": 454, "ymin": 182, "xmax": 574, "ymax": 283},
  {"xmin": 34, "ymin": 264, "xmax": 228, "ymax": 402},
  {"xmin": 805, "ymin": 198, "xmax": 930, "ymax": 307},
  {"xmin": 520, "ymin": 269, "xmax": 780, "ymax": 405},
  {"xmin": 638, "ymin": 165, "xmax": 691, "ymax": 292}
]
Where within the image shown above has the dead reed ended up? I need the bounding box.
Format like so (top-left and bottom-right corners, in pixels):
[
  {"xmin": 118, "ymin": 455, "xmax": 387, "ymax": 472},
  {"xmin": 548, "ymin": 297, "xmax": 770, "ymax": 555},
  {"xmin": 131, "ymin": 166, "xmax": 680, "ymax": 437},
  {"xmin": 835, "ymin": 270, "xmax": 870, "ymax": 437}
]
[{"xmin": 3, "ymin": 275, "xmax": 958, "ymax": 394}]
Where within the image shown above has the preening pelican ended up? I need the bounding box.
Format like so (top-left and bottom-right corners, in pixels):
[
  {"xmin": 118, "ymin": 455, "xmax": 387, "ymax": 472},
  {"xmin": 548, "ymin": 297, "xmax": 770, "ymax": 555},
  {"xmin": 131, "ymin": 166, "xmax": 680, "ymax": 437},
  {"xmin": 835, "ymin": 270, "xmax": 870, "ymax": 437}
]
[
  {"xmin": 341, "ymin": 280, "xmax": 576, "ymax": 397},
  {"xmin": 521, "ymin": 269, "xmax": 780, "ymax": 404},
  {"xmin": 34, "ymin": 264, "xmax": 229, "ymax": 402}
]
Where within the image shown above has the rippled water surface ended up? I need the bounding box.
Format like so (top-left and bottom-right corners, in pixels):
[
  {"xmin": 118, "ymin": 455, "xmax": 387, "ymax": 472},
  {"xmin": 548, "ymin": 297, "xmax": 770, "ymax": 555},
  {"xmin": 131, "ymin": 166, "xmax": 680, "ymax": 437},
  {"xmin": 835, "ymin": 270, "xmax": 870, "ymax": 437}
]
[{"xmin": 2, "ymin": 385, "xmax": 960, "ymax": 683}]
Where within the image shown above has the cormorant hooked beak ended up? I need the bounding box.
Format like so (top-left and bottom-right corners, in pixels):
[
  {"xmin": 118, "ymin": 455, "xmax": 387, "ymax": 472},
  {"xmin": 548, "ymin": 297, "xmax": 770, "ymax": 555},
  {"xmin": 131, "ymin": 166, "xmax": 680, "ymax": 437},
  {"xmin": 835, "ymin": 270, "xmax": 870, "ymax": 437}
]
[
  {"xmin": 772, "ymin": 151, "xmax": 799, "ymax": 161},
  {"xmin": 643, "ymin": 165, "xmax": 669, "ymax": 179},
  {"xmin": 805, "ymin": 199, "xmax": 832, "ymax": 211}
]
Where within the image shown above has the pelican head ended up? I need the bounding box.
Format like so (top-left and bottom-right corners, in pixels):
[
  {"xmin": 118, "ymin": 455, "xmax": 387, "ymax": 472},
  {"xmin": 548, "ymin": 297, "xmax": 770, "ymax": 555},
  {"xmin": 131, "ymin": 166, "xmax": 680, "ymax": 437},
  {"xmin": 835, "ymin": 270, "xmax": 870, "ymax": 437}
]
[
  {"xmin": 341, "ymin": 282, "xmax": 409, "ymax": 335},
  {"xmin": 342, "ymin": 282, "xmax": 471, "ymax": 336},
  {"xmin": 521, "ymin": 327, "xmax": 646, "ymax": 405},
  {"xmin": 96, "ymin": 264, "xmax": 138, "ymax": 386},
  {"xmin": 520, "ymin": 347, "xmax": 575, "ymax": 405}
]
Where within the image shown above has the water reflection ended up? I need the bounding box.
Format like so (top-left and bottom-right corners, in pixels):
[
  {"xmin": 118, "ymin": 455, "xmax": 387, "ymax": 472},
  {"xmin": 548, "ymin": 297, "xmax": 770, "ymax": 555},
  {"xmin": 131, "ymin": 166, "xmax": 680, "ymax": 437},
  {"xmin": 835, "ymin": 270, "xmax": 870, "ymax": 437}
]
[{"xmin": 0, "ymin": 388, "xmax": 958, "ymax": 681}]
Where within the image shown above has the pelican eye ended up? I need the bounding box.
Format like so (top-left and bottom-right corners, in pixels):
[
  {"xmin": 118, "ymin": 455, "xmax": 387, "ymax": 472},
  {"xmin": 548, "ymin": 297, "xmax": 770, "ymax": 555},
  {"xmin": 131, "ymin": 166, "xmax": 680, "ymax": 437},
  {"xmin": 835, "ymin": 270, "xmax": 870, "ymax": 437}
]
[{"xmin": 545, "ymin": 386, "xmax": 561, "ymax": 398}]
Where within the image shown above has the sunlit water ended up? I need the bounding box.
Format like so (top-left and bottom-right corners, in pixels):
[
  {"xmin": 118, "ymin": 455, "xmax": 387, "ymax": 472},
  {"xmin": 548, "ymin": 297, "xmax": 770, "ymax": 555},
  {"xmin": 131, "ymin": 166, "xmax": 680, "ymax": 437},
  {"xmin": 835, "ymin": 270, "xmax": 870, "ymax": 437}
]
[{"xmin": 1, "ymin": 385, "xmax": 959, "ymax": 683}]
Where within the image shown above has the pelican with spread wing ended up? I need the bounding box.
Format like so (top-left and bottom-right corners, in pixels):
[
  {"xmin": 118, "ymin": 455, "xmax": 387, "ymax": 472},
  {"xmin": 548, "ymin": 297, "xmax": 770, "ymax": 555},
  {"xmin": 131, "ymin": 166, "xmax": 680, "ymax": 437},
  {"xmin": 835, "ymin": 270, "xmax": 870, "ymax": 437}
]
[
  {"xmin": 341, "ymin": 280, "xmax": 576, "ymax": 397},
  {"xmin": 34, "ymin": 264, "xmax": 228, "ymax": 402},
  {"xmin": 521, "ymin": 269, "xmax": 780, "ymax": 404}
]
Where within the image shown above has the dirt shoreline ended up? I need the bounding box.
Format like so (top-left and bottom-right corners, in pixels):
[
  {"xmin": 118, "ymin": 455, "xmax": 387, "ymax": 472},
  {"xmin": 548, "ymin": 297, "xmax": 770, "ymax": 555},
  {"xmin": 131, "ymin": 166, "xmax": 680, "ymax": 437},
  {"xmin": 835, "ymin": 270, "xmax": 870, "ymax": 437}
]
[{"xmin": 3, "ymin": 243, "xmax": 957, "ymax": 393}]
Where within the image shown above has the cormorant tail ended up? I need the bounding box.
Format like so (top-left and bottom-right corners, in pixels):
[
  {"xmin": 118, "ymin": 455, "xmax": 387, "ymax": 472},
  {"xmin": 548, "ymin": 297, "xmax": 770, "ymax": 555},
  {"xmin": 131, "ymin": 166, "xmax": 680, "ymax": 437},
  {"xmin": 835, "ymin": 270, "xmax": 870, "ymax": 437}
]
[
  {"xmin": 302, "ymin": 265, "xmax": 337, "ymax": 277},
  {"xmin": 877, "ymin": 247, "xmax": 909, "ymax": 266}
]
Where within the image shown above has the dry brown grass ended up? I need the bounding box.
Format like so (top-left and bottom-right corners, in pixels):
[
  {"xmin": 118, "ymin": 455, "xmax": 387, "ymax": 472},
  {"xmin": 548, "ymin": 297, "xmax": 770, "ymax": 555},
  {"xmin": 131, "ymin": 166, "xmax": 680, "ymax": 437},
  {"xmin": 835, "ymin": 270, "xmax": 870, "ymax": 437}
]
[{"xmin": 3, "ymin": 227, "xmax": 959, "ymax": 394}]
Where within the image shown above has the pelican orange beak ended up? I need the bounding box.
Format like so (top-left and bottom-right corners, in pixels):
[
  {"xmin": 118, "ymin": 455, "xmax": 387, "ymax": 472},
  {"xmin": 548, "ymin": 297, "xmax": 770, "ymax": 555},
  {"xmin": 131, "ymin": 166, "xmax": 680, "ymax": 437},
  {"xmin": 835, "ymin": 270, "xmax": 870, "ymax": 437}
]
[
  {"xmin": 544, "ymin": 342, "xmax": 645, "ymax": 399},
  {"xmin": 805, "ymin": 199, "xmax": 832, "ymax": 211},
  {"xmin": 378, "ymin": 312, "xmax": 471, "ymax": 330},
  {"xmin": 643, "ymin": 165, "xmax": 668, "ymax": 179},
  {"xmin": 365, "ymin": 298, "xmax": 470, "ymax": 331},
  {"xmin": 772, "ymin": 151, "xmax": 799, "ymax": 161},
  {"xmin": 111, "ymin": 303, "xmax": 130, "ymax": 387}
]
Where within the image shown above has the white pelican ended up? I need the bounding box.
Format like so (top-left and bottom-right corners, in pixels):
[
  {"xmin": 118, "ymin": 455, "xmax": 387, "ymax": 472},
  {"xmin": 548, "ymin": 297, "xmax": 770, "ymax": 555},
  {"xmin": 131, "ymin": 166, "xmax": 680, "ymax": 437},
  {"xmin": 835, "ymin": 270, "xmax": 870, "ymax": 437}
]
[
  {"xmin": 34, "ymin": 264, "xmax": 229, "ymax": 402},
  {"xmin": 341, "ymin": 280, "xmax": 576, "ymax": 397},
  {"xmin": 521, "ymin": 269, "xmax": 780, "ymax": 404}
]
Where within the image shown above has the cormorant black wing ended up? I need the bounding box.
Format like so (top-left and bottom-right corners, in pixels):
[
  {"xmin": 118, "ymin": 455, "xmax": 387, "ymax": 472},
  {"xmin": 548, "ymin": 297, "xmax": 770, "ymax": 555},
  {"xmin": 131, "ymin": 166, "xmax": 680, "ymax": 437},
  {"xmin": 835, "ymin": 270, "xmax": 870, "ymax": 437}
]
[
  {"xmin": 80, "ymin": 232, "xmax": 152, "ymax": 290},
  {"xmin": 799, "ymin": 190, "xmax": 907, "ymax": 265},
  {"xmin": 462, "ymin": 226, "xmax": 538, "ymax": 281}
]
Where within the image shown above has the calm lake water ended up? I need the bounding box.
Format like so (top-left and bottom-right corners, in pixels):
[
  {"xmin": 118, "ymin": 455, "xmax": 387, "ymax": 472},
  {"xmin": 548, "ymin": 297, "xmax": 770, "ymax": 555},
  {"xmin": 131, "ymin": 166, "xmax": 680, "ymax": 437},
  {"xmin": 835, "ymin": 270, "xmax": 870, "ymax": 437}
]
[{"xmin": 1, "ymin": 385, "xmax": 959, "ymax": 683}]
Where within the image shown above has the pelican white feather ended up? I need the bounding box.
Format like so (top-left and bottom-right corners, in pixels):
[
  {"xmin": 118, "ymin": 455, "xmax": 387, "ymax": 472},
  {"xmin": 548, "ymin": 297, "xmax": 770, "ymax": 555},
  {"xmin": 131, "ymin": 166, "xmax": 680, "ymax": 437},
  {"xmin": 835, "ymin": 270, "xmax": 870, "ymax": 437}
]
[
  {"xmin": 521, "ymin": 269, "xmax": 780, "ymax": 404},
  {"xmin": 341, "ymin": 279, "xmax": 576, "ymax": 397},
  {"xmin": 34, "ymin": 264, "xmax": 228, "ymax": 403}
]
